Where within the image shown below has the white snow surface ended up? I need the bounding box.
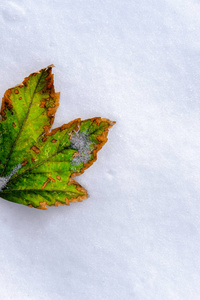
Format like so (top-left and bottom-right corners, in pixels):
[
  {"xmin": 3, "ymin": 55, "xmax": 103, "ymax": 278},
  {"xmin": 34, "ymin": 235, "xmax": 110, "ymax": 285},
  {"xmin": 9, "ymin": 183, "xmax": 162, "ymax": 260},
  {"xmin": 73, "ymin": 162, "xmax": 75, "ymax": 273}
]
[{"xmin": 0, "ymin": 0, "xmax": 200, "ymax": 299}]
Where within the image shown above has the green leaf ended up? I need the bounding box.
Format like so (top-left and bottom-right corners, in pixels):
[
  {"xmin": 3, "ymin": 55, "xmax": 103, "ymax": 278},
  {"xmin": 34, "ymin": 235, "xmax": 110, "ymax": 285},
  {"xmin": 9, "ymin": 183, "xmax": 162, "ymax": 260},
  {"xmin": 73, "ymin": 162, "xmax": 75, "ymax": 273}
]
[
  {"xmin": 0, "ymin": 65, "xmax": 59, "ymax": 176},
  {"xmin": 0, "ymin": 66, "xmax": 115, "ymax": 209}
]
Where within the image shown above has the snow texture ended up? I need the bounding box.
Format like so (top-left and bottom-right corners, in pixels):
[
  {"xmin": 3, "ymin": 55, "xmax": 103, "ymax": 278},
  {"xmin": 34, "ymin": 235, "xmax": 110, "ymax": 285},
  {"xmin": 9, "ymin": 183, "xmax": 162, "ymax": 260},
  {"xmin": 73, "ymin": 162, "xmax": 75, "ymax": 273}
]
[{"xmin": 0, "ymin": 0, "xmax": 200, "ymax": 299}]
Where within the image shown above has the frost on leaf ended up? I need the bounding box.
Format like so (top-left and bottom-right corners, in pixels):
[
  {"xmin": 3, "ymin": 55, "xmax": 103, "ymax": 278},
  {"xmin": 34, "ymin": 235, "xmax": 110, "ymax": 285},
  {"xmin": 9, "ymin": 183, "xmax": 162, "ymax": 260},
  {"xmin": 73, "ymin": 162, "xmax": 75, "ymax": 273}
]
[
  {"xmin": 0, "ymin": 164, "xmax": 21, "ymax": 192},
  {"xmin": 71, "ymin": 132, "xmax": 93, "ymax": 166},
  {"xmin": 0, "ymin": 66, "xmax": 115, "ymax": 209}
]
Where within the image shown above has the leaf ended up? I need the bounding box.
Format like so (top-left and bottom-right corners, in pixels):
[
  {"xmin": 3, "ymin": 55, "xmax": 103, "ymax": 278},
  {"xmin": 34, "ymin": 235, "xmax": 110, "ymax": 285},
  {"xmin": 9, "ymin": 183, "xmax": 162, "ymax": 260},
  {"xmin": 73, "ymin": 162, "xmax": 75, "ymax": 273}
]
[{"xmin": 0, "ymin": 66, "xmax": 115, "ymax": 209}]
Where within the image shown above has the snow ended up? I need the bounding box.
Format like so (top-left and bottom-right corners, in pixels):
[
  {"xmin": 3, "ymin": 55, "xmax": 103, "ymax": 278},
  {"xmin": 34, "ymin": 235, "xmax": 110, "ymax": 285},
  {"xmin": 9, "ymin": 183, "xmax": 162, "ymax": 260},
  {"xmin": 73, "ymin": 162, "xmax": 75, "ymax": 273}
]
[{"xmin": 0, "ymin": 0, "xmax": 200, "ymax": 299}]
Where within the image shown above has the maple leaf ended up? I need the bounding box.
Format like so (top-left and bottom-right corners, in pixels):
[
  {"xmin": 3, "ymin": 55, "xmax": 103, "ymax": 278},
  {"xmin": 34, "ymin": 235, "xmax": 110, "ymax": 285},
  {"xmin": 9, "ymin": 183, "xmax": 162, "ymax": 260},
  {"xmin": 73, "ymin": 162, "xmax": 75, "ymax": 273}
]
[{"xmin": 0, "ymin": 66, "xmax": 115, "ymax": 209}]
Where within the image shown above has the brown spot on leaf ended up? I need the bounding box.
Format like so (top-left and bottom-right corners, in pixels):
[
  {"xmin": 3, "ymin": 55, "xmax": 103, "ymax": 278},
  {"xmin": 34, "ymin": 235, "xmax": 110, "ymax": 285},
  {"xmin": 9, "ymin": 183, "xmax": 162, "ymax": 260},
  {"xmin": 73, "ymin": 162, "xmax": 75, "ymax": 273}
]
[
  {"xmin": 31, "ymin": 145, "xmax": 41, "ymax": 153},
  {"xmin": 22, "ymin": 160, "xmax": 28, "ymax": 166},
  {"xmin": 14, "ymin": 89, "xmax": 19, "ymax": 94},
  {"xmin": 41, "ymin": 176, "xmax": 56, "ymax": 189},
  {"xmin": 40, "ymin": 101, "xmax": 46, "ymax": 108},
  {"xmin": 42, "ymin": 137, "xmax": 47, "ymax": 142},
  {"xmin": 19, "ymin": 97, "xmax": 22, "ymax": 100},
  {"xmin": 56, "ymin": 175, "xmax": 61, "ymax": 181},
  {"xmin": 31, "ymin": 157, "xmax": 35, "ymax": 163},
  {"xmin": 49, "ymin": 176, "xmax": 56, "ymax": 182},
  {"xmin": 42, "ymin": 178, "xmax": 51, "ymax": 189},
  {"xmin": 12, "ymin": 122, "xmax": 16, "ymax": 127},
  {"xmin": 51, "ymin": 139, "xmax": 57, "ymax": 143}
]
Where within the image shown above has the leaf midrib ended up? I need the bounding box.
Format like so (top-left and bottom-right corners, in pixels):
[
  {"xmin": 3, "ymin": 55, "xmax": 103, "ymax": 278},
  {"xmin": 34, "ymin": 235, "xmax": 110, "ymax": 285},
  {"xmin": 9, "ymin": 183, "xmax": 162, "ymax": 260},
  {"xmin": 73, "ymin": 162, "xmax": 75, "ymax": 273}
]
[{"xmin": 1, "ymin": 69, "xmax": 46, "ymax": 177}]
